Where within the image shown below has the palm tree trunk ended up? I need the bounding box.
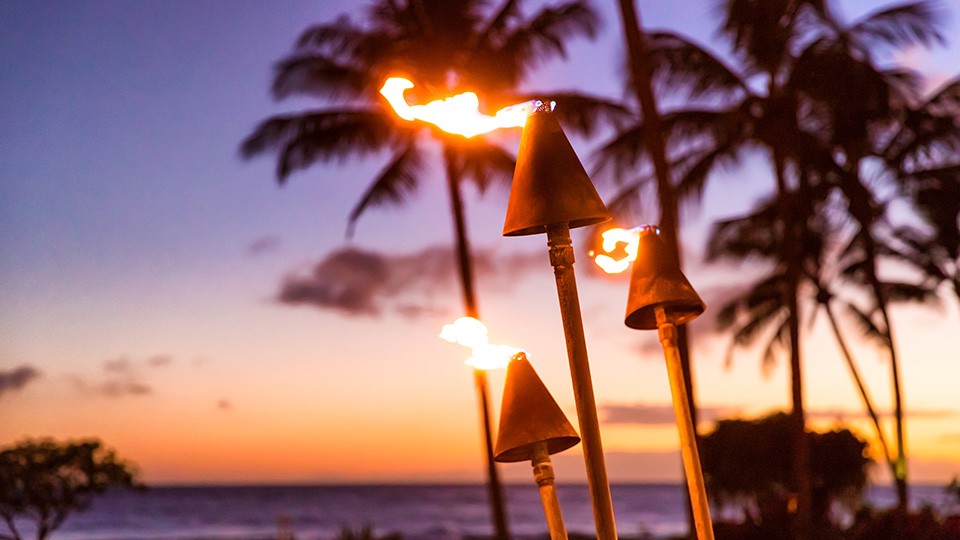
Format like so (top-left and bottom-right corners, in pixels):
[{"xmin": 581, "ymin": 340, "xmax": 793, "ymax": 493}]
[
  {"xmin": 822, "ymin": 296, "xmax": 895, "ymax": 478},
  {"xmin": 444, "ymin": 149, "xmax": 511, "ymax": 540},
  {"xmin": 615, "ymin": 2, "xmax": 699, "ymax": 536},
  {"xmin": 773, "ymin": 153, "xmax": 812, "ymax": 536},
  {"xmin": 873, "ymin": 281, "xmax": 908, "ymax": 510},
  {"xmin": 848, "ymin": 154, "xmax": 909, "ymax": 511}
]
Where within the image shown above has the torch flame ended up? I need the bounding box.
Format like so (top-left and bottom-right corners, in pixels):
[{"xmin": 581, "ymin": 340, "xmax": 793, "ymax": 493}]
[
  {"xmin": 440, "ymin": 316, "xmax": 522, "ymax": 370},
  {"xmin": 591, "ymin": 228, "xmax": 640, "ymax": 273},
  {"xmin": 590, "ymin": 225, "xmax": 661, "ymax": 273},
  {"xmin": 380, "ymin": 77, "xmax": 541, "ymax": 138}
]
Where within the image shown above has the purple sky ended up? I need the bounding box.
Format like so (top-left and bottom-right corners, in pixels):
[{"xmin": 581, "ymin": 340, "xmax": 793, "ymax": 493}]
[{"xmin": 2, "ymin": 1, "xmax": 959, "ymax": 484}]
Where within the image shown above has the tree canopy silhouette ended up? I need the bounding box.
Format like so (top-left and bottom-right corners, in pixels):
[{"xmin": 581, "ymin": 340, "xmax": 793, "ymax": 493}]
[{"xmin": 0, "ymin": 438, "xmax": 143, "ymax": 540}]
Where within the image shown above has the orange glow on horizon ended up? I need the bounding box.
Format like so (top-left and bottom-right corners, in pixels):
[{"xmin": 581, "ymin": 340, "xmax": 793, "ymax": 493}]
[{"xmin": 379, "ymin": 77, "xmax": 539, "ymax": 137}]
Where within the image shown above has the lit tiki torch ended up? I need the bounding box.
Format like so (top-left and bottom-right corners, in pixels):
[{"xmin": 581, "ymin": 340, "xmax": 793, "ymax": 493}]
[
  {"xmin": 439, "ymin": 316, "xmax": 520, "ymax": 540},
  {"xmin": 495, "ymin": 352, "xmax": 580, "ymax": 540},
  {"xmin": 502, "ymin": 106, "xmax": 617, "ymax": 540},
  {"xmin": 593, "ymin": 225, "xmax": 715, "ymax": 540},
  {"xmin": 384, "ymin": 78, "xmax": 539, "ymax": 540}
]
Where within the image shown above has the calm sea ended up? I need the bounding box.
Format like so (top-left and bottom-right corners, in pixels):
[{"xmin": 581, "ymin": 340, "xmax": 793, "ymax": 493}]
[{"xmin": 16, "ymin": 484, "xmax": 954, "ymax": 540}]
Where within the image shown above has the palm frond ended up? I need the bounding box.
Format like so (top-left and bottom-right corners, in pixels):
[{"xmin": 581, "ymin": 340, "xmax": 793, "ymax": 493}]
[
  {"xmin": 880, "ymin": 280, "xmax": 939, "ymax": 305},
  {"xmin": 674, "ymin": 129, "xmax": 746, "ymax": 205},
  {"xmin": 645, "ymin": 31, "xmax": 749, "ymax": 100},
  {"xmin": 454, "ymin": 139, "xmax": 516, "ymax": 194},
  {"xmin": 271, "ymin": 54, "xmax": 374, "ymax": 102},
  {"xmin": 240, "ymin": 109, "xmax": 406, "ymax": 182},
  {"xmin": 594, "ymin": 123, "xmax": 648, "ymax": 178},
  {"xmin": 760, "ymin": 314, "xmax": 790, "ymax": 376},
  {"xmin": 603, "ymin": 174, "xmax": 656, "ymax": 218},
  {"xmin": 346, "ymin": 142, "xmax": 424, "ymax": 238},
  {"xmin": 295, "ymin": 15, "xmax": 368, "ymax": 54},
  {"xmin": 843, "ymin": 302, "xmax": 887, "ymax": 347},
  {"xmin": 497, "ymin": 1, "xmax": 599, "ymax": 78},
  {"xmin": 475, "ymin": 0, "xmax": 521, "ymax": 47},
  {"xmin": 850, "ymin": 2, "xmax": 944, "ymax": 50},
  {"xmin": 706, "ymin": 199, "xmax": 780, "ymax": 261}
]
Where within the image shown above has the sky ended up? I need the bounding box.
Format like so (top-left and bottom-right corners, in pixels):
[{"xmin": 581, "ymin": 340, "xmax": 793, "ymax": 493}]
[{"xmin": 2, "ymin": 0, "xmax": 959, "ymax": 488}]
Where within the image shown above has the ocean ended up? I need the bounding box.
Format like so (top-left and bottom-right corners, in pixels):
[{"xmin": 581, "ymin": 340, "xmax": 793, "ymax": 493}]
[{"xmin": 14, "ymin": 483, "xmax": 955, "ymax": 540}]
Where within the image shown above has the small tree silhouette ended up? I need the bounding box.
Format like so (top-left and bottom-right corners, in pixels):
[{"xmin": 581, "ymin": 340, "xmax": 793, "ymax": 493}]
[{"xmin": 0, "ymin": 438, "xmax": 143, "ymax": 540}]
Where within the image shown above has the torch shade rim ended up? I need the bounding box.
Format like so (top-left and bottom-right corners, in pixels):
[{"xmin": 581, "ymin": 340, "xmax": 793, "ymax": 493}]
[{"xmin": 494, "ymin": 436, "xmax": 582, "ymax": 463}]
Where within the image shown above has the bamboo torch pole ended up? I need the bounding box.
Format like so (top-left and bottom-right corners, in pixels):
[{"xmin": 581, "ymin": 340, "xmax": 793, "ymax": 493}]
[
  {"xmin": 532, "ymin": 442, "xmax": 568, "ymax": 540},
  {"xmin": 546, "ymin": 222, "xmax": 617, "ymax": 540},
  {"xmin": 656, "ymin": 307, "xmax": 715, "ymax": 540}
]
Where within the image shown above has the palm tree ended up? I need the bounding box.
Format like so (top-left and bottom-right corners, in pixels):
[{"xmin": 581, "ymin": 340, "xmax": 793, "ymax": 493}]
[
  {"xmin": 612, "ymin": 1, "xmax": 702, "ymax": 536},
  {"xmin": 238, "ymin": 2, "xmax": 620, "ymax": 538},
  {"xmin": 599, "ymin": 1, "xmax": 832, "ymax": 530},
  {"xmin": 886, "ymin": 77, "xmax": 960, "ymax": 310},
  {"xmin": 598, "ymin": 0, "xmax": 944, "ymax": 517},
  {"xmin": 788, "ymin": 3, "xmax": 944, "ymax": 508}
]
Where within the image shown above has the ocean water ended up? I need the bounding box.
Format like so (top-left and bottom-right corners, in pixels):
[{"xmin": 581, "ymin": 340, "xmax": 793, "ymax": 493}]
[{"xmin": 13, "ymin": 483, "xmax": 955, "ymax": 540}]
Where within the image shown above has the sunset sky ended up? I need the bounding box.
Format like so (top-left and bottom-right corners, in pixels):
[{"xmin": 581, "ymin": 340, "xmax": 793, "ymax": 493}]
[{"xmin": 2, "ymin": 0, "xmax": 959, "ymax": 487}]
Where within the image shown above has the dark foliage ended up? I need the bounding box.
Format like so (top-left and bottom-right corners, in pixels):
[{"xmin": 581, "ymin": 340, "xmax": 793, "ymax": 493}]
[
  {"xmin": 0, "ymin": 439, "xmax": 143, "ymax": 540},
  {"xmin": 700, "ymin": 412, "xmax": 870, "ymax": 535}
]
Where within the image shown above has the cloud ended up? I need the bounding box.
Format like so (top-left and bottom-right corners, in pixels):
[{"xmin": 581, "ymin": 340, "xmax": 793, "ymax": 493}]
[
  {"xmin": 73, "ymin": 376, "xmax": 152, "ymax": 398},
  {"xmin": 277, "ymin": 245, "xmax": 543, "ymax": 318},
  {"xmin": 938, "ymin": 433, "xmax": 960, "ymax": 443},
  {"xmin": 98, "ymin": 380, "xmax": 152, "ymax": 397},
  {"xmin": 247, "ymin": 235, "xmax": 281, "ymax": 256},
  {"xmin": 0, "ymin": 365, "xmax": 42, "ymax": 398},
  {"xmin": 147, "ymin": 354, "xmax": 173, "ymax": 367},
  {"xmin": 217, "ymin": 399, "xmax": 232, "ymax": 411},
  {"xmin": 74, "ymin": 353, "xmax": 173, "ymax": 398},
  {"xmin": 104, "ymin": 356, "xmax": 133, "ymax": 372},
  {"xmin": 805, "ymin": 408, "xmax": 956, "ymax": 420},
  {"xmin": 601, "ymin": 402, "xmax": 729, "ymax": 425}
]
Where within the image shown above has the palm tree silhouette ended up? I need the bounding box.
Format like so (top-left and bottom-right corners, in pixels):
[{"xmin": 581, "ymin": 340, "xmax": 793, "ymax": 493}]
[
  {"xmin": 887, "ymin": 77, "xmax": 960, "ymax": 310},
  {"xmin": 611, "ymin": 1, "xmax": 702, "ymax": 536},
  {"xmin": 239, "ymin": 2, "xmax": 617, "ymax": 539},
  {"xmin": 788, "ymin": 3, "xmax": 944, "ymax": 508},
  {"xmin": 599, "ymin": 0, "xmax": 944, "ymax": 520}
]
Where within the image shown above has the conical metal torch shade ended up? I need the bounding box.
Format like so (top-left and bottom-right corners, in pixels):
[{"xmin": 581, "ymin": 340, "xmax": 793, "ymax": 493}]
[
  {"xmin": 502, "ymin": 111, "xmax": 611, "ymax": 237},
  {"xmin": 625, "ymin": 227, "xmax": 705, "ymax": 330},
  {"xmin": 494, "ymin": 353, "xmax": 581, "ymax": 463}
]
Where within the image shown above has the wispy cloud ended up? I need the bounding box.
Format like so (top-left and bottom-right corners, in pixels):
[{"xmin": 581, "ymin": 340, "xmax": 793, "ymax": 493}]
[
  {"xmin": 277, "ymin": 245, "xmax": 543, "ymax": 318},
  {"xmin": 806, "ymin": 408, "xmax": 956, "ymax": 420},
  {"xmin": 0, "ymin": 365, "xmax": 42, "ymax": 398},
  {"xmin": 104, "ymin": 356, "xmax": 133, "ymax": 372},
  {"xmin": 601, "ymin": 402, "xmax": 729, "ymax": 425},
  {"xmin": 247, "ymin": 235, "xmax": 281, "ymax": 256},
  {"xmin": 73, "ymin": 354, "xmax": 175, "ymax": 398},
  {"xmin": 147, "ymin": 354, "xmax": 173, "ymax": 367},
  {"xmin": 73, "ymin": 376, "xmax": 153, "ymax": 398},
  {"xmin": 938, "ymin": 433, "xmax": 960, "ymax": 443}
]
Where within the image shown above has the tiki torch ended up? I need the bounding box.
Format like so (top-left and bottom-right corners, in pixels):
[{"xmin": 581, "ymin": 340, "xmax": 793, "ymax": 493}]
[
  {"xmin": 502, "ymin": 106, "xmax": 617, "ymax": 540},
  {"xmin": 624, "ymin": 226, "xmax": 714, "ymax": 540},
  {"xmin": 495, "ymin": 352, "xmax": 580, "ymax": 540}
]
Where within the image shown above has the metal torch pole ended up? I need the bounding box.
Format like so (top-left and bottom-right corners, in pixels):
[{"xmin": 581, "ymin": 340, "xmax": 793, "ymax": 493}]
[
  {"xmin": 532, "ymin": 442, "xmax": 568, "ymax": 540},
  {"xmin": 656, "ymin": 306, "xmax": 714, "ymax": 540},
  {"xmin": 546, "ymin": 222, "xmax": 617, "ymax": 540}
]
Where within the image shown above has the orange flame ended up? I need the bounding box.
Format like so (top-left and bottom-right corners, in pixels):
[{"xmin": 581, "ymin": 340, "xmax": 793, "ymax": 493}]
[
  {"xmin": 380, "ymin": 77, "xmax": 539, "ymax": 138},
  {"xmin": 590, "ymin": 227, "xmax": 640, "ymax": 274},
  {"xmin": 439, "ymin": 317, "xmax": 521, "ymax": 370}
]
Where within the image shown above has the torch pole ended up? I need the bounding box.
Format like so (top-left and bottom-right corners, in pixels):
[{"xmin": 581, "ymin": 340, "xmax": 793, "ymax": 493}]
[
  {"xmin": 532, "ymin": 442, "xmax": 568, "ymax": 540},
  {"xmin": 474, "ymin": 368, "xmax": 511, "ymax": 540},
  {"xmin": 655, "ymin": 306, "xmax": 714, "ymax": 540},
  {"xmin": 546, "ymin": 222, "xmax": 617, "ymax": 540}
]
